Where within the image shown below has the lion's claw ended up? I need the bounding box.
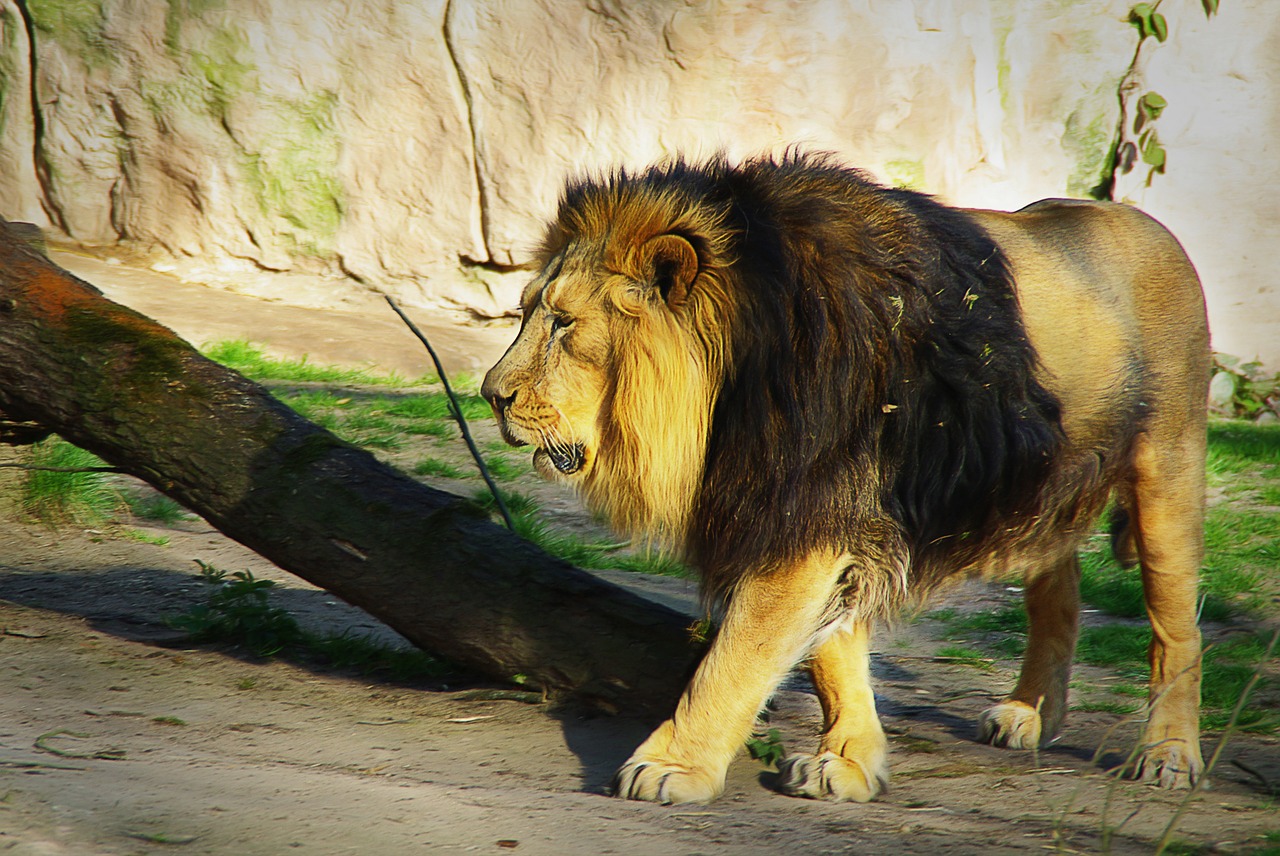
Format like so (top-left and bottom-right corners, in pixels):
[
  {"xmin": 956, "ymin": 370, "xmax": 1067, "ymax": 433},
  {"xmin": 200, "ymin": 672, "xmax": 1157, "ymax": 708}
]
[
  {"xmin": 977, "ymin": 701, "xmax": 1044, "ymax": 749},
  {"xmin": 775, "ymin": 751, "xmax": 888, "ymax": 802},
  {"xmin": 612, "ymin": 757, "xmax": 724, "ymax": 804},
  {"xmin": 1129, "ymin": 739, "xmax": 1204, "ymax": 789}
]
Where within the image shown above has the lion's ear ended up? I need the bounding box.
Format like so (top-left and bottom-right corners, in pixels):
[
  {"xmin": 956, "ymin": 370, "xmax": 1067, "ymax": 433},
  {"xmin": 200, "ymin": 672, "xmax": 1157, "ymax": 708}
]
[{"xmin": 640, "ymin": 234, "xmax": 698, "ymax": 308}]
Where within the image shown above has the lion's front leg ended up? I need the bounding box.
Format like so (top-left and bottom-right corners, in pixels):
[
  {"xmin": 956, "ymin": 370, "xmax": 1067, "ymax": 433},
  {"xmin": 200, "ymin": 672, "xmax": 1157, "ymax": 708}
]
[
  {"xmin": 776, "ymin": 619, "xmax": 889, "ymax": 801},
  {"xmin": 613, "ymin": 551, "xmax": 848, "ymax": 804}
]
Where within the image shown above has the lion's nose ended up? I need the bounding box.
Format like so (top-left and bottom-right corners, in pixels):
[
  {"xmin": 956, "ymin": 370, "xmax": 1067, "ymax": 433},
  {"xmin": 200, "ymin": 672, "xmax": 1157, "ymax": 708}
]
[
  {"xmin": 489, "ymin": 391, "xmax": 515, "ymax": 414},
  {"xmin": 481, "ymin": 374, "xmax": 515, "ymax": 414}
]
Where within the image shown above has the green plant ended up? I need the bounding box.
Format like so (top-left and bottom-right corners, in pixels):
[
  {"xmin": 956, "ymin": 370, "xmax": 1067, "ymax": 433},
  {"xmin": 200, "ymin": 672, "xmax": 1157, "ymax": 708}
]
[
  {"xmin": 169, "ymin": 564, "xmax": 301, "ymax": 657},
  {"xmin": 1072, "ymin": 699, "xmax": 1142, "ymax": 715},
  {"xmin": 1095, "ymin": 1, "xmax": 1221, "ymax": 197},
  {"xmin": 745, "ymin": 728, "xmax": 786, "ymax": 767},
  {"xmin": 1210, "ymin": 354, "xmax": 1280, "ymax": 420},
  {"xmin": 611, "ymin": 550, "xmax": 692, "ymax": 577},
  {"xmin": 151, "ymin": 716, "xmax": 187, "ymax": 727},
  {"xmin": 304, "ymin": 632, "xmax": 451, "ymax": 683},
  {"xmin": 170, "ymin": 562, "xmax": 451, "ymax": 680}
]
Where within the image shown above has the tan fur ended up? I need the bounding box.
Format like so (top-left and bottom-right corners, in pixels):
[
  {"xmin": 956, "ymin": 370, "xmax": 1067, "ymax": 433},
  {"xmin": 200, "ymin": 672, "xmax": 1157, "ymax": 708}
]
[{"xmin": 483, "ymin": 177, "xmax": 1209, "ymax": 803}]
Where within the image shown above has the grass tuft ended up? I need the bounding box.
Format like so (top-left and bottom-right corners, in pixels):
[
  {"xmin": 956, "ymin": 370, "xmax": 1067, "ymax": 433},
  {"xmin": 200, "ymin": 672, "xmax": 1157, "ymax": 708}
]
[{"xmin": 20, "ymin": 437, "xmax": 123, "ymax": 525}]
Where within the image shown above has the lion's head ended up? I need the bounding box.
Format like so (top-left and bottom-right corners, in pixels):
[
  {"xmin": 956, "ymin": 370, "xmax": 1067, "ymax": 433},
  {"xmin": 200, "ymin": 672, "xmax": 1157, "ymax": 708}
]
[{"xmin": 481, "ymin": 169, "xmax": 736, "ymax": 545}]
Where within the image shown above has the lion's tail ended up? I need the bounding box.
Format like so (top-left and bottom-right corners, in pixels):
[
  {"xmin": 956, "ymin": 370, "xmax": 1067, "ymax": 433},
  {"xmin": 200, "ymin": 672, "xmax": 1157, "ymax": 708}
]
[{"xmin": 1108, "ymin": 504, "xmax": 1141, "ymax": 569}]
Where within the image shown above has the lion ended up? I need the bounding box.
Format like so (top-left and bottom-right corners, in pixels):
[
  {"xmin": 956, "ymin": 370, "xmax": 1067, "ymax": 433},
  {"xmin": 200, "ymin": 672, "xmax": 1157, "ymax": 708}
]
[{"xmin": 481, "ymin": 152, "xmax": 1209, "ymax": 804}]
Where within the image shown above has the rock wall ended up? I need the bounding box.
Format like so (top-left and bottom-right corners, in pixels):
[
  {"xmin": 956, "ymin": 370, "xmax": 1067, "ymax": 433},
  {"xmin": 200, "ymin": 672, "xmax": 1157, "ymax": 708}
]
[{"xmin": 0, "ymin": 0, "xmax": 1276, "ymax": 365}]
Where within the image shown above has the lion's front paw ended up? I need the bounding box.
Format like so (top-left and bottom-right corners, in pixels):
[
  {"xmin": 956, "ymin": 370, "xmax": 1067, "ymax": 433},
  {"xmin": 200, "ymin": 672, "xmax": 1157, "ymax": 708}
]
[
  {"xmin": 775, "ymin": 750, "xmax": 888, "ymax": 802},
  {"xmin": 1130, "ymin": 737, "xmax": 1204, "ymax": 789},
  {"xmin": 612, "ymin": 756, "xmax": 725, "ymax": 804},
  {"xmin": 977, "ymin": 700, "xmax": 1043, "ymax": 749}
]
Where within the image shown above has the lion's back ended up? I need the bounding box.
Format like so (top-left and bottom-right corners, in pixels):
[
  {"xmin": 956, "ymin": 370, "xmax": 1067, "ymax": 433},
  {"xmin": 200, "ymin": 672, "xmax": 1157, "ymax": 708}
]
[{"xmin": 967, "ymin": 200, "xmax": 1209, "ymax": 451}]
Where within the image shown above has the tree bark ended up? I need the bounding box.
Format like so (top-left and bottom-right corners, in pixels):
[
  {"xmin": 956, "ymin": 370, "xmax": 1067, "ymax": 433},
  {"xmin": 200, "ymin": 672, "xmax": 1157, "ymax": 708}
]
[{"xmin": 0, "ymin": 221, "xmax": 704, "ymax": 716}]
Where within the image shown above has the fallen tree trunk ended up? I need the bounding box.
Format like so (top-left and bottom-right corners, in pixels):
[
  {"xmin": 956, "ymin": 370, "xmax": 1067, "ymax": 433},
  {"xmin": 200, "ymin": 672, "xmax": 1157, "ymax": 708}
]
[{"xmin": 0, "ymin": 221, "xmax": 704, "ymax": 715}]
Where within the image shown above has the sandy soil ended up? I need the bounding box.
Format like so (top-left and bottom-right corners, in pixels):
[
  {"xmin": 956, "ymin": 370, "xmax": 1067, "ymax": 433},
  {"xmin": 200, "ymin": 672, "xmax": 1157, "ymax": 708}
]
[{"xmin": 1, "ymin": 254, "xmax": 1277, "ymax": 855}]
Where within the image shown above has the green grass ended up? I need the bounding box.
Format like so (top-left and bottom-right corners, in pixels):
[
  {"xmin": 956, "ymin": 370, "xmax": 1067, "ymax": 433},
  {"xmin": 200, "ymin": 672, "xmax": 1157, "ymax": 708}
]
[
  {"xmin": 1205, "ymin": 420, "xmax": 1280, "ymax": 475},
  {"xmin": 267, "ymin": 387, "xmax": 490, "ymax": 454},
  {"xmin": 20, "ymin": 437, "xmax": 122, "ymax": 524},
  {"xmin": 125, "ymin": 491, "xmax": 190, "ymax": 524},
  {"xmin": 120, "ymin": 529, "xmax": 171, "ymax": 546},
  {"xmin": 933, "ymin": 645, "xmax": 994, "ymax": 670},
  {"xmin": 1079, "ymin": 422, "xmax": 1279, "ymax": 621},
  {"xmin": 470, "ymin": 489, "xmax": 692, "ymax": 577},
  {"xmin": 939, "ymin": 605, "xmax": 1027, "ymax": 636},
  {"xmin": 151, "ymin": 716, "xmax": 187, "ymax": 727},
  {"xmin": 927, "ymin": 605, "xmax": 1028, "ymax": 659},
  {"xmin": 482, "ymin": 454, "xmax": 527, "ymax": 481},
  {"xmin": 413, "ymin": 458, "xmax": 466, "ymax": 479},
  {"xmin": 1072, "ymin": 699, "xmax": 1142, "ymax": 715},
  {"xmin": 1075, "ymin": 623, "xmax": 1278, "ymax": 733},
  {"xmin": 382, "ymin": 392, "xmax": 490, "ymax": 422},
  {"xmin": 611, "ymin": 550, "xmax": 693, "ymax": 577},
  {"xmin": 202, "ymin": 340, "xmax": 424, "ymax": 387},
  {"xmin": 1075, "ymin": 624, "xmax": 1151, "ymax": 670}
]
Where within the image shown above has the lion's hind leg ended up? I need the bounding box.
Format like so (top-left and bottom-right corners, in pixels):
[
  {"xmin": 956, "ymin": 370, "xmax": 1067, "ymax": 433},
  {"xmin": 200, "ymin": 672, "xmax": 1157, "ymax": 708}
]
[
  {"xmin": 1127, "ymin": 431, "xmax": 1205, "ymax": 788},
  {"xmin": 978, "ymin": 552, "xmax": 1080, "ymax": 750},
  {"xmin": 776, "ymin": 619, "xmax": 889, "ymax": 802}
]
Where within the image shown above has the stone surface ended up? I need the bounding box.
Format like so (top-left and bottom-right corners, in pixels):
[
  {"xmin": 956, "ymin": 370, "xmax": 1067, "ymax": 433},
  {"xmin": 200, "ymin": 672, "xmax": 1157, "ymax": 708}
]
[
  {"xmin": 0, "ymin": 0, "xmax": 45, "ymax": 225},
  {"xmin": 0, "ymin": 0, "xmax": 1276, "ymax": 365}
]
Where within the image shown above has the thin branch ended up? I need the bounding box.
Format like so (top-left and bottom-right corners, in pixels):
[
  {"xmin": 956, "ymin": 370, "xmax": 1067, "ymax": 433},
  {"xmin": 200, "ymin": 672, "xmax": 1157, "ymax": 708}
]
[
  {"xmin": 383, "ymin": 295, "xmax": 514, "ymax": 530},
  {"xmin": 0, "ymin": 463, "xmax": 125, "ymax": 473}
]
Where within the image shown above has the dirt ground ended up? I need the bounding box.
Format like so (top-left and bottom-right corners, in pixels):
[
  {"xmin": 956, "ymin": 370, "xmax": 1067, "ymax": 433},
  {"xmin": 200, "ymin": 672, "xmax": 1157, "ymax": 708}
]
[{"xmin": 1, "ymin": 252, "xmax": 1277, "ymax": 855}]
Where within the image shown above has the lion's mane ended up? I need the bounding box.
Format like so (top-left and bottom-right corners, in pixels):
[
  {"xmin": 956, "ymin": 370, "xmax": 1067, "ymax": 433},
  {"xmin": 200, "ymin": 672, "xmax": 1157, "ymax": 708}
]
[{"xmin": 539, "ymin": 153, "xmax": 1068, "ymax": 612}]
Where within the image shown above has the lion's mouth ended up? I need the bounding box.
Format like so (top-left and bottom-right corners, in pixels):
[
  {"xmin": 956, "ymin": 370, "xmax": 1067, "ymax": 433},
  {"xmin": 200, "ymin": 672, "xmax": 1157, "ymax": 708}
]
[
  {"xmin": 493, "ymin": 417, "xmax": 585, "ymax": 476},
  {"xmin": 534, "ymin": 444, "xmax": 585, "ymax": 476}
]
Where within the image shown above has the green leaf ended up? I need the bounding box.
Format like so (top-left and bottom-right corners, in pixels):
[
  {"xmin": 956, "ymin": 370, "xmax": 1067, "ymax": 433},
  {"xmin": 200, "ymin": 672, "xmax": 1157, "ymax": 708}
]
[
  {"xmin": 1201, "ymin": 0, "xmax": 1219, "ymax": 17},
  {"xmin": 1129, "ymin": 4, "xmax": 1155, "ymax": 38},
  {"xmin": 1151, "ymin": 11, "xmax": 1169, "ymax": 41},
  {"xmin": 745, "ymin": 728, "xmax": 786, "ymax": 767},
  {"xmin": 1140, "ymin": 91, "xmax": 1168, "ymax": 120},
  {"xmin": 1141, "ymin": 134, "xmax": 1166, "ymax": 169}
]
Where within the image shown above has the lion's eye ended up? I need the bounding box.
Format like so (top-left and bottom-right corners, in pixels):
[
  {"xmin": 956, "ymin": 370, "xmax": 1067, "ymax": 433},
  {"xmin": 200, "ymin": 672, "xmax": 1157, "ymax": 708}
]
[{"xmin": 550, "ymin": 315, "xmax": 574, "ymax": 335}]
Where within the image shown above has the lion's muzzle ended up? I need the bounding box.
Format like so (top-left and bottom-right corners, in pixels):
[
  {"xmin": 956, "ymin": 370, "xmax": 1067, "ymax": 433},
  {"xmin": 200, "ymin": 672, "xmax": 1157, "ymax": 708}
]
[{"xmin": 481, "ymin": 371, "xmax": 586, "ymax": 478}]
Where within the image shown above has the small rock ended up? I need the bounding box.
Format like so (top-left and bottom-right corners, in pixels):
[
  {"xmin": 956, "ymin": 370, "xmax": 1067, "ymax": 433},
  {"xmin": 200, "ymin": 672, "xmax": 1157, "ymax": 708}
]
[{"xmin": 1208, "ymin": 371, "xmax": 1237, "ymax": 409}]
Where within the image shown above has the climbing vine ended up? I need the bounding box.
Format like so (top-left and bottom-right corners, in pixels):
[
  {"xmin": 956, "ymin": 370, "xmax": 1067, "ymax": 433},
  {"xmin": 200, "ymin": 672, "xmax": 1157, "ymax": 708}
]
[{"xmin": 1094, "ymin": 0, "xmax": 1220, "ymax": 199}]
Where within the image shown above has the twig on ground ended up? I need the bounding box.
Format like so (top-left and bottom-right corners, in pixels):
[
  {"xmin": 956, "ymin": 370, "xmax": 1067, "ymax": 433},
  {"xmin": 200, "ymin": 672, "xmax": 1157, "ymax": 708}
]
[{"xmin": 34, "ymin": 729, "xmax": 127, "ymax": 760}]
